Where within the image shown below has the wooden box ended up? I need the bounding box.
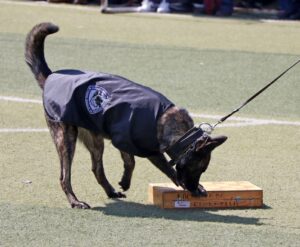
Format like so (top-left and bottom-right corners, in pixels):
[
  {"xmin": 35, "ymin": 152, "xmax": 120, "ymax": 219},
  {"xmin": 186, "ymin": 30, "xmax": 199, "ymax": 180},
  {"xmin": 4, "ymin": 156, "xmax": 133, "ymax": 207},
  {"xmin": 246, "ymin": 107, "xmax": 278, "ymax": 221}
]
[{"xmin": 148, "ymin": 181, "xmax": 263, "ymax": 209}]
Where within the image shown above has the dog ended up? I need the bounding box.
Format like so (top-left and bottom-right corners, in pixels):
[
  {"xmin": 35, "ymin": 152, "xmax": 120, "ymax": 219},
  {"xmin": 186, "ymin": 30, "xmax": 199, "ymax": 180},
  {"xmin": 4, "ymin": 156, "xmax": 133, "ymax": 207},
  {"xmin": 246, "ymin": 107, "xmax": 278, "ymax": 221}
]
[{"xmin": 25, "ymin": 23, "xmax": 227, "ymax": 209}]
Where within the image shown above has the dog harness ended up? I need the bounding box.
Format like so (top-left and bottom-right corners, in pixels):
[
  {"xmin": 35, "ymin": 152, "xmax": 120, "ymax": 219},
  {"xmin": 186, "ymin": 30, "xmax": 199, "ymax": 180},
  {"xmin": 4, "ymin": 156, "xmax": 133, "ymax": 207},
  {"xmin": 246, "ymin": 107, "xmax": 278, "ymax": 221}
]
[{"xmin": 43, "ymin": 70, "xmax": 174, "ymax": 157}]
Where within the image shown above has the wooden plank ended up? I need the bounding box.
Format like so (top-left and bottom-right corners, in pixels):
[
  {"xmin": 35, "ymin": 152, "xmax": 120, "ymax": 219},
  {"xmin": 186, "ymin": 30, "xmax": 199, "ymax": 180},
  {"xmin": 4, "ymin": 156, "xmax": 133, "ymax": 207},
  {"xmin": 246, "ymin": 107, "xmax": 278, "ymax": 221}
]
[{"xmin": 149, "ymin": 181, "xmax": 263, "ymax": 209}]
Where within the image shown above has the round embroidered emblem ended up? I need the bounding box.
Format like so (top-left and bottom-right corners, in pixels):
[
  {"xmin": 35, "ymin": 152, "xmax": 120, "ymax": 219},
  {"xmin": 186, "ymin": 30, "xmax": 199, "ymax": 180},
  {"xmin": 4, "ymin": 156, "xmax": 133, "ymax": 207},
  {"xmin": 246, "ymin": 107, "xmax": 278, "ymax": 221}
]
[{"xmin": 85, "ymin": 84, "xmax": 111, "ymax": 114}]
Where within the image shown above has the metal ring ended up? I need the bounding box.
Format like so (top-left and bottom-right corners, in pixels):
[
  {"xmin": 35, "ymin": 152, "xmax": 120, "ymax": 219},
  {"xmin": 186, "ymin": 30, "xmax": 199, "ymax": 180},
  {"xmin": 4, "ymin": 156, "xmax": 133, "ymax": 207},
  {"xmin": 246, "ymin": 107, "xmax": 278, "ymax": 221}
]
[{"xmin": 199, "ymin": 122, "xmax": 214, "ymax": 134}]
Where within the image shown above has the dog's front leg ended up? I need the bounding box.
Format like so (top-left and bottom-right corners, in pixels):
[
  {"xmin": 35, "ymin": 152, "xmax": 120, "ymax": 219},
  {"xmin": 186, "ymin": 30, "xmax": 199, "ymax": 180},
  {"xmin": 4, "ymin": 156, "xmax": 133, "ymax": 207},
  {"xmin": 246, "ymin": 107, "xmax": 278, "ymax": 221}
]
[
  {"xmin": 147, "ymin": 153, "xmax": 180, "ymax": 187},
  {"xmin": 47, "ymin": 121, "xmax": 90, "ymax": 209},
  {"xmin": 119, "ymin": 151, "xmax": 135, "ymax": 191}
]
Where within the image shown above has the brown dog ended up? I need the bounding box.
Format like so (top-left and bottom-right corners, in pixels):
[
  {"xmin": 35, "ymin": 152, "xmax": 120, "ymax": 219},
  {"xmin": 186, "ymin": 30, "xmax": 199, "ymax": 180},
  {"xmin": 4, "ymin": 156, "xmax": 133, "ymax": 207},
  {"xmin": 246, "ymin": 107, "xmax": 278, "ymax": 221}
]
[{"xmin": 25, "ymin": 23, "xmax": 227, "ymax": 209}]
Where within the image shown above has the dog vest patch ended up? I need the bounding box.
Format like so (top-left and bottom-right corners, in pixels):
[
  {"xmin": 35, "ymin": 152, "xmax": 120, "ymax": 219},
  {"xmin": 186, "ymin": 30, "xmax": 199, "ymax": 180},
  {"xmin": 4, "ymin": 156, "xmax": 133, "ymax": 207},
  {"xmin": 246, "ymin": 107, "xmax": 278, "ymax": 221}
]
[
  {"xmin": 43, "ymin": 70, "xmax": 174, "ymax": 157},
  {"xmin": 85, "ymin": 84, "xmax": 111, "ymax": 114}
]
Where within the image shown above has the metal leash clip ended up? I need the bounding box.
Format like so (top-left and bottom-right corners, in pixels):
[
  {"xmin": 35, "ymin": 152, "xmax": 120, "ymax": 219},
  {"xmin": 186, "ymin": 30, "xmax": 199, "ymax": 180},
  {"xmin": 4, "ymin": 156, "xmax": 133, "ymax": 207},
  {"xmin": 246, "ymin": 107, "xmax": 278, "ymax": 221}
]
[{"xmin": 199, "ymin": 122, "xmax": 214, "ymax": 135}]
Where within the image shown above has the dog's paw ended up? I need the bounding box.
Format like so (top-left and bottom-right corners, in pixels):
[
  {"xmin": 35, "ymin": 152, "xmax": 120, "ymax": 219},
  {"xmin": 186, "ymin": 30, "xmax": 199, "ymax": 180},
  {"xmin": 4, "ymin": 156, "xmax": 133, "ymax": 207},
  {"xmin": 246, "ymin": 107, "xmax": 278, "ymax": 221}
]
[
  {"xmin": 108, "ymin": 191, "xmax": 126, "ymax": 199},
  {"xmin": 71, "ymin": 201, "xmax": 91, "ymax": 209},
  {"xmin": 191, "ymin": 184, "xmax": 208, "ymax": 197},
  {"xmin": 119, "ymin": 180, "xmax": 130, "ymax": 191}
]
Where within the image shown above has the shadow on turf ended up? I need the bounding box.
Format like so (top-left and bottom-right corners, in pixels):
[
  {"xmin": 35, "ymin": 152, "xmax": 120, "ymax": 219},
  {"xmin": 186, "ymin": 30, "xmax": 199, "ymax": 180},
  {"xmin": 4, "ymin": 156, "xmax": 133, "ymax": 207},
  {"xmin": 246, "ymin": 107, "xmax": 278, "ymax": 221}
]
[{"xmin": 93, "ymin": 200, "xmax": 266, "ymax": 225}]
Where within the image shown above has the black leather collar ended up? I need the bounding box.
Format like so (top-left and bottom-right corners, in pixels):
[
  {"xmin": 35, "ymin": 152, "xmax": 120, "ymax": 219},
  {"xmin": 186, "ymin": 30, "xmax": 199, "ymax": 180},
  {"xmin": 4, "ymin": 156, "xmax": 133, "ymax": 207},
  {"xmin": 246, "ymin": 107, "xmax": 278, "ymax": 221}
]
[{"xmin": 166, "ymin": 127, "xmax": 204, "ymax": 165}]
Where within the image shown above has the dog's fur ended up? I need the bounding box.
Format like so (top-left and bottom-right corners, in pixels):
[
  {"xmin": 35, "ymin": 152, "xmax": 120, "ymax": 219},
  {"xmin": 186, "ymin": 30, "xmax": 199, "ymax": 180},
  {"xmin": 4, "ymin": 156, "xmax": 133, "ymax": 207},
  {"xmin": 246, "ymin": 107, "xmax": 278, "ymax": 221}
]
[{"xmin": 25, "ymin": 23, "xmax": 227, "ymax": 209}]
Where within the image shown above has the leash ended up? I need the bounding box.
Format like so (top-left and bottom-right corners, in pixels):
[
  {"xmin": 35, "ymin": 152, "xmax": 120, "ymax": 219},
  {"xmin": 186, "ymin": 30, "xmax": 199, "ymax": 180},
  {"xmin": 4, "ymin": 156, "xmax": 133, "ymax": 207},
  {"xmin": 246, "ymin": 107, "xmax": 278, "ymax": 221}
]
[
  {"xmin": 203, "ymin": 59, "xmax": 300, "ymax": 133},
  {"xmin": 166, "ymin": 60, "xmax": 300, "ymax": 164}
]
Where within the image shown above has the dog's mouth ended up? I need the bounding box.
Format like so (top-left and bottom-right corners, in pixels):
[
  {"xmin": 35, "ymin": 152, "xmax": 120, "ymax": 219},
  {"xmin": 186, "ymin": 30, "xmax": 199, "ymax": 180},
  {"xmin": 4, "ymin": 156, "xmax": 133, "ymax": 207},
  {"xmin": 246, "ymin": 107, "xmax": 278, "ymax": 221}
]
[
  {"xmin": 179, "ymin": 180, "xmax": 208, "ymax": 197},
  {"xmin": 176, "ymin": 169, "xmax": 208, "ymax": 197},
  {"xmin": 190, "ymin": 184, "xmax": 208, "ymax": 197}
]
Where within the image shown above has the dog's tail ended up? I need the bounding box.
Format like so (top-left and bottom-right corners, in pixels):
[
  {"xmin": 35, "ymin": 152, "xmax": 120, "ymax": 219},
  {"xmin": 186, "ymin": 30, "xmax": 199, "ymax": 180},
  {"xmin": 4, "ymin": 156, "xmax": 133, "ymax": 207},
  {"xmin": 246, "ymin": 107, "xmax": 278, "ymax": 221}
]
[{"xmin": 25, "ymin": 23, "xmax": 59, "ymax": 89}]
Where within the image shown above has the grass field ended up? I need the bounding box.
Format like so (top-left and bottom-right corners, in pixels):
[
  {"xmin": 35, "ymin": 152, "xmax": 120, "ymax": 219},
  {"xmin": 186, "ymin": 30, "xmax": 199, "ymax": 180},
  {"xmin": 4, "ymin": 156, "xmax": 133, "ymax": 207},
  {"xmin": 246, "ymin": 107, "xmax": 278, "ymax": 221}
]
[{"xmin": 0, "ymin": 1, "xmax": 300, "ymax": 246}]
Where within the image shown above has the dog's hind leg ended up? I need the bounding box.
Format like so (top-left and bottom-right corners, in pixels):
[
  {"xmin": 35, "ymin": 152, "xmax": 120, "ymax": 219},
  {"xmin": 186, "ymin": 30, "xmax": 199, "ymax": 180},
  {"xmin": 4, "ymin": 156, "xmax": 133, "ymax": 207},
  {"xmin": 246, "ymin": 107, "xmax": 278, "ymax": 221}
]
[
  {"xmin": 118, "ymin": 152, "xmax": 135, "ymax": 191},
  {"xmin": 78, "ymin": 129, "xmax": 126, "ymax": 198},
  {"xmin": 47, "ymin": 121, "xmax": 90, "ymax": 209}
]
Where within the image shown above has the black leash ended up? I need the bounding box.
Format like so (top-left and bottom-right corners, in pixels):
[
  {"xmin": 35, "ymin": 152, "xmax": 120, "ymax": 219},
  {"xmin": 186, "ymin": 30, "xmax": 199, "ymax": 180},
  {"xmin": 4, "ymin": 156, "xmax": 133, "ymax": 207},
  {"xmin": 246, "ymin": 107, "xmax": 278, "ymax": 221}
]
[
  {"xmin": 166, "ymin": 60, "xmax": 299, "ymax": 164},
  {"xmin": 212, "ymin": 59, "xmax": 300, "ymax": 130}
]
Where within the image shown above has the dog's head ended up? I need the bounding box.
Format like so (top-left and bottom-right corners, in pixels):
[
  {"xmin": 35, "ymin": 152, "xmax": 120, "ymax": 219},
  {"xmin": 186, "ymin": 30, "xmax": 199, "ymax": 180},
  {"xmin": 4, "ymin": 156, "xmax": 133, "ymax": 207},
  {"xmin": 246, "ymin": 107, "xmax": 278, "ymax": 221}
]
[{"xmin": 175, "ymin": 135, "xmax": 227, "ymax": 196}]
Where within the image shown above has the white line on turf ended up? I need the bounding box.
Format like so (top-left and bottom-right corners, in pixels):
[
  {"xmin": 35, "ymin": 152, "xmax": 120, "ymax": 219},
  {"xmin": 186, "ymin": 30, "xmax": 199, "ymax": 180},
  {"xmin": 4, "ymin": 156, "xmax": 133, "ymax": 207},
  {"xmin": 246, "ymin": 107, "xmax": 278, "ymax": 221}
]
[
  {"xmin": 0, "ymin": 96, "xmax": 42, "ymax": 104},
  {"xmin": 190, "ymin": 113, "xmax": 300, "ymax": 126},
  {"xmin": 0, "ymin": 128, "xmax": 48, "ymax": 133},
  {"xmin": 1, "ymin": 95, "xmax": 300, "ymax": 133}
]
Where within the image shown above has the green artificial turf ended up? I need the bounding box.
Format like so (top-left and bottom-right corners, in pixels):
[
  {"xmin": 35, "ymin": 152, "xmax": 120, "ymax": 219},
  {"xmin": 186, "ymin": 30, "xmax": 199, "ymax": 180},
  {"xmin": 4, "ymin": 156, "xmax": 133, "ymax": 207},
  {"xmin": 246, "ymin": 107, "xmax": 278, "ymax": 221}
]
[
  {"xmin": 0, "ymin": 1, "xmax": 299, "ymax": 246},
  {"xmin": 0, "ymin": 125, "xmax": 299, "ymax": 246},
  {"xmin": 1, "ymin": 1, "xmax": 300, "ymax": 119}
]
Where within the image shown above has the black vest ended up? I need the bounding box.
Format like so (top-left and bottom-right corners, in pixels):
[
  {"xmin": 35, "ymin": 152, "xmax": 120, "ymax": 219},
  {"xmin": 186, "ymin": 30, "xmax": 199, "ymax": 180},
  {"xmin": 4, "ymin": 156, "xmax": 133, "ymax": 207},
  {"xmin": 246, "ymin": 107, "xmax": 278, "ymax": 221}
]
[{"xmin": 43, "ymin": 70, "xmax": 174, "ymax": 157}]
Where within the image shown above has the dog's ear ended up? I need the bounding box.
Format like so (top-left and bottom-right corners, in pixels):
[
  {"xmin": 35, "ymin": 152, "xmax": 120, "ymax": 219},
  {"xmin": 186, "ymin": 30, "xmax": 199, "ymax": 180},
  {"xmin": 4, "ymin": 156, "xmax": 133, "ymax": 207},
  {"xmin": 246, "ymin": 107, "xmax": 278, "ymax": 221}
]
[{"xmin": 195, "ymin": 135, "xmax": 227, "ymax": 153}]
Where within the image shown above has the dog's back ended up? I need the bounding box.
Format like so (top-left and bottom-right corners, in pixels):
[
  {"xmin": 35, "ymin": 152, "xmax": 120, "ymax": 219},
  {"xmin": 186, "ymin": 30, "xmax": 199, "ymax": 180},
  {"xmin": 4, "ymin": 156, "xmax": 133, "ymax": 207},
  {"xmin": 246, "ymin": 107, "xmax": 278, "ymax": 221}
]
[{"xmin": 25, "ymin": 22, "xmax": 59, "ymax": 89}]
